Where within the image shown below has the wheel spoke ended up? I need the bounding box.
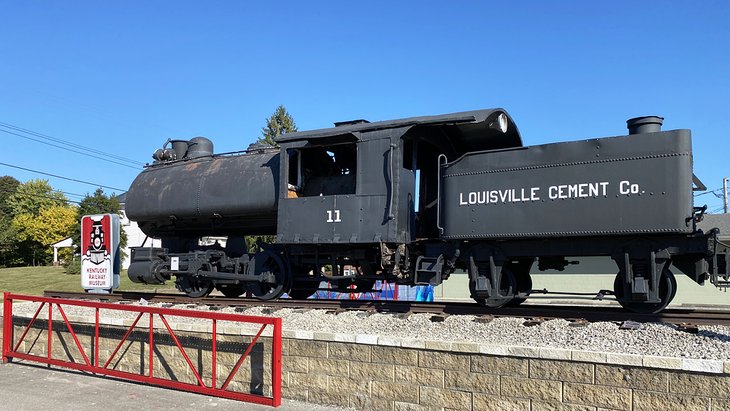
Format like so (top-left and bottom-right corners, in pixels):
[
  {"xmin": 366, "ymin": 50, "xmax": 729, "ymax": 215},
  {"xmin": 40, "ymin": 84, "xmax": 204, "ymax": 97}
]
[
  {"xmin": 178, "ymin": 277, "xmax": 214, "ymax": 298},
  {"xmin": 249, "ymin": 250, "xmax": 290, "ymax": 300}
]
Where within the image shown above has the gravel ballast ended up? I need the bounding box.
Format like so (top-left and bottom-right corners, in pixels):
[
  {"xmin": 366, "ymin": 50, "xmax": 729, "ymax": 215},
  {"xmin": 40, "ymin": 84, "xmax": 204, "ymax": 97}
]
[{"xmin": 6, "ymin": 301, "xmax": 730, "ymax": 362}]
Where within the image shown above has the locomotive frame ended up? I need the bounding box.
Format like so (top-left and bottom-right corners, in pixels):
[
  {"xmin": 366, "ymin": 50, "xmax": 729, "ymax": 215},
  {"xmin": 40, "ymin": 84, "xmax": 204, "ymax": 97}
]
[{"xmin": 125, "ymin": 109, "xmax": 729, "ymax": 313}]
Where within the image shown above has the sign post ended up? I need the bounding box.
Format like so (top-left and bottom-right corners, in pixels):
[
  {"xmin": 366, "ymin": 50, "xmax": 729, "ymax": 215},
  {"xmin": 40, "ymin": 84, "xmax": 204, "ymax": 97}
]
[{"xmin": 80, "ymin": 214, "xmax": 120, "ymax": 293}]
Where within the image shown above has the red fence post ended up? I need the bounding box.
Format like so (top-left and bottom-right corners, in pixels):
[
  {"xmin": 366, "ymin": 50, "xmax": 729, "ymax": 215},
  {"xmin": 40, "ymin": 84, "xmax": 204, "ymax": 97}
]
[
  {"xmin": 272, "ymin": 317, "xmax": 282, "ymax": 406},
  {"xmin": 47, "ymin": 302, "xmax": 52, "ymax": 360},
  {"xmin": 212, "ymin": 319, "xmax": 217, "ymax": 389},
  {"xmin": 2, "ymin": 292, "xmax": 12, "ymax": 363},
  {"xmin": 148, "ymin": 314, "xmax": 154, "ymax": 379}
]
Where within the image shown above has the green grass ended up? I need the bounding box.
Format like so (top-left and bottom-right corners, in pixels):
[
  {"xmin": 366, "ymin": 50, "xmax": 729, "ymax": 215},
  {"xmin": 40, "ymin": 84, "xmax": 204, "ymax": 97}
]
[{"xmin": 0, "ymin": 266, "xmax": 176, "ymax": 300}]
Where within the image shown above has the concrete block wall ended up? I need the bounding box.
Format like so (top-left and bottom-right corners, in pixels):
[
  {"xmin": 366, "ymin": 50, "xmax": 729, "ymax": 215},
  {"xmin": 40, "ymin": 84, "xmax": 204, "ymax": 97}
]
[
  {"xmin": 280, "ymin": 340, "xmax": 730, "ymax": 411},
  {"xmin": 8, "ymin": 318, "xmax": 275, "ymax": 397},
  {"xmin": 4, "ymin": 314, "xmax": 730, "ymax": 410}
]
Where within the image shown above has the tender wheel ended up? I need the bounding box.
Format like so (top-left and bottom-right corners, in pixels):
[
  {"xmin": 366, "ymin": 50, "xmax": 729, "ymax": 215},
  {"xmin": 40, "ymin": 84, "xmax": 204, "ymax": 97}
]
[
  {"xmin": 248, "ymin": 249, "xmax": 290, "ymax": 300},
  {"xmin": 177, "ymin": 276, "xmax": 214, "ymax": 298},
  {"xmin": 217, "ymin": 284, "xmax": 246, "ymax": 298},
  {"xmin": 613, "ymin": 268, "xmax": 677, "ymax": 313},
  {"xmin": 506, "ymin": 269, "xmax": 532, "ymax": 307},
  {"xmin": 470, "ymin": 267, "xmax": 517, "ymax": 308}
]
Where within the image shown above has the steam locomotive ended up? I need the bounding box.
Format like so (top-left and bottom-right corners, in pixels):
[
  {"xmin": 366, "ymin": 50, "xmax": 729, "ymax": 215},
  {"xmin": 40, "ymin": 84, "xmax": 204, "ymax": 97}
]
[{"xmin": 125, "ymin": 109, "xmax": 728, "ymax": 313}]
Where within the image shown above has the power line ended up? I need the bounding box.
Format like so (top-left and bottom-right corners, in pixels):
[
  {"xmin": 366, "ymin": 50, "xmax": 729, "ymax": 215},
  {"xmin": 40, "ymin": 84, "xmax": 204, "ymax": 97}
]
[
  {"xmin": 0, "ymin": 162, "xmax": 126, "ymax": 192},
  {"xmin": 0, "ymin": 188, "xmax": 82, "ymax": 205},
  {"xmin": 0, "ymin": 121, "xmax": 145, "ymax": 166},
  {"xmin": 64, "ymin": 192, "xmax": 86, "ymax": 198},
  {"xmin": 0, "ymin": 128, "xmax": 141, "ymax": 170},
  {"xmin": 694, "ymin": 187, "xmax": 724, "ymax": 198},
  {"xmin": 710, "ymin": 205, "xmax": 725, "ymax": 214}
]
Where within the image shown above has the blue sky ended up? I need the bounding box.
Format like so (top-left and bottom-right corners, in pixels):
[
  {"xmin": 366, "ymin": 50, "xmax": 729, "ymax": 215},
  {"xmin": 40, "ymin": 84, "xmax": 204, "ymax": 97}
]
[{"xmin": 1, "ymin": 1, "xmax": 729, "ymax": 211}]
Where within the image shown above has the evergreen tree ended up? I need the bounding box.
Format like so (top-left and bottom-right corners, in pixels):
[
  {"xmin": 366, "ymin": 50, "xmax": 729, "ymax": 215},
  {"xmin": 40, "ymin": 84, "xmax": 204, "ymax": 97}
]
[
  {"xmin": 247, "ymin": 105, "xmax": 298, "ymax": 249},
  {"xmin": 257, "ymin": 105, "xmax": 298, "ymax": 147}
]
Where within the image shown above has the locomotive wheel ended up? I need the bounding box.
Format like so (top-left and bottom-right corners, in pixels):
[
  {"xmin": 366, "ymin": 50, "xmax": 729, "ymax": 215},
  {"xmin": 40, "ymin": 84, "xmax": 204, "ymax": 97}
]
[
  {"xmin": 506, "ymin": 270, "xmax": 532, "ymax": 307},
  {"xmin": 287, "ymin": 286, "xmax": 319, "ymax": 300},
  {"xmin": 249, "ymin": 249, "xmax": 290, "ymax": 301},
  {"xmin": 613, "ymin": 269, "xmax": 677, "ymax": 314},
  {"xmin": 287, "ymin": 265, "xmax": 319, "ymax": 300},
  {"xmin": 217, "ymin": 284, "xmax": 246, "ymax": 298},
  {"xmin": 178, "ymin": 277, "xmax": 214, "ymax": 298},
  {"xmin": 470, "ymin": 267, "xmax": 517, "ymax": 308}
]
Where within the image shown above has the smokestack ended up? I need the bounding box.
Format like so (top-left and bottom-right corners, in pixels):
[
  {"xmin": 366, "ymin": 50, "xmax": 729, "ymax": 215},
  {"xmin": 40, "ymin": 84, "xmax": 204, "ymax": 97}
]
[{"xmin": 626, "ymin": 116, "xmax": 664, "ymax": 135}]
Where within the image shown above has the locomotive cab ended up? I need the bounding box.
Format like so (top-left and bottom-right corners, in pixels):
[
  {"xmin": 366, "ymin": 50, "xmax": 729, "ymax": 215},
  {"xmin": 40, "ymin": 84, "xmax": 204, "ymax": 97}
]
[
  {"xmin": 275, "ymin": 110, "xmax": 522, "ymax": 297},
  {"xmin": 277, "ymin": 131, "xmax": 399, "ymax": 245},
  {"xmin": 276, "ymin": 109, "xmax": 523, "ymax": 246}
]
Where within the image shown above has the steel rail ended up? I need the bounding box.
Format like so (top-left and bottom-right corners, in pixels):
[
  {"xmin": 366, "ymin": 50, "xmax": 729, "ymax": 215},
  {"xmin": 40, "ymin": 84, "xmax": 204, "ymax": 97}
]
[{"xmin": 42, "ymin": 290, "xmax": 730, "ymax": 327}]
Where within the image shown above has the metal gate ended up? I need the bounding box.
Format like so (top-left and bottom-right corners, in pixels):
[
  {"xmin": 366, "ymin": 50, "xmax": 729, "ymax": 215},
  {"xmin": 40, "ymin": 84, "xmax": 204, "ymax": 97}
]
[{"xmin": 2, "ymin": 292, "xmax": 282, "ymax": 407}]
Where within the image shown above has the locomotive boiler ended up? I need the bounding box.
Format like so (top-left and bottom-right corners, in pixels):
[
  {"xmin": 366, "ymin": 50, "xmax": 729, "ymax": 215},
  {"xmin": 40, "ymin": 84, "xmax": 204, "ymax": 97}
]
[{"xmin": 125, "ymin": 109, "xmax": 729, "ymax": 313}]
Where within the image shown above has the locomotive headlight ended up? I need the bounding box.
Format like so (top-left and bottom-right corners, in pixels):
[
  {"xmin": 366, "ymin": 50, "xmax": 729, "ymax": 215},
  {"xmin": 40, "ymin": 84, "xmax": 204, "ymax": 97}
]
[{"xmin": 489, "ymin": 113, "xmax": 509, "ymax": 133}]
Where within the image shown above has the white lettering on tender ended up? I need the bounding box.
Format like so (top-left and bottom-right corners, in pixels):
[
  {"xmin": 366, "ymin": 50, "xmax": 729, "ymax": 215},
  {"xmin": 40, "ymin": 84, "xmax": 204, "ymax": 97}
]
[
  {"xmin": 459, "ymin": 181, "xmax": 616, "ymax": 206},
  {"xmin": 459, "ymin": 187, "xmax": 541, "ymax": 206},
  {"xmin": 619, "ymin": 180, "xmax": 641, "ymax": 195},
  {"xmin": 547, "ymin": 182, "xmax": 609, "ymax": 200}
]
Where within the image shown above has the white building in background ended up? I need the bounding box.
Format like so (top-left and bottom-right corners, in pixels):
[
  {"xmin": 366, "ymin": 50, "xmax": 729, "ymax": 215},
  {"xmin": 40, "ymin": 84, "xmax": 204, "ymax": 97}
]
[
  {"xmin": 117, "ymin": 193, "xmax": 161, "ymax": 269},
  {"xmin": 50, "ymin": 237, "xmax": 74, "ymax": 265}
]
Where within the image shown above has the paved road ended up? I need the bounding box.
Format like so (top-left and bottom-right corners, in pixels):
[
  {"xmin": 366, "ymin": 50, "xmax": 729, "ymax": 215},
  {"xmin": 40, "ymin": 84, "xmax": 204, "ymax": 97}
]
[{"xmin": 0, "ymin": 362, "xmax": 349, "ymax": 411}]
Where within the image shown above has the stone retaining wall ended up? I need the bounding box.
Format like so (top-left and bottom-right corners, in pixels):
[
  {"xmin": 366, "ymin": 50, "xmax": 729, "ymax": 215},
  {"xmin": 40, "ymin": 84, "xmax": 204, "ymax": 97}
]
[{"xmin": 3, "ymin": 313, "xmax": 730, "ymax": 410}]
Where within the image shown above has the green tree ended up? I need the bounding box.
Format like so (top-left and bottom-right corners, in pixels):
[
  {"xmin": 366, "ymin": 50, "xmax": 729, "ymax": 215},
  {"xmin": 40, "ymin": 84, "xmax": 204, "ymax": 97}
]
[
  {"xmin": 6, "ymin": 179, "xmax": 67, "ymax": 217},
  {"xmin": 70, "ymin": 188, "xmax": 128, "ymax": 263},
  {"xmin": 0, "ymin": 175, "xmax": 21, "ymax": 217},
  {"xmin": 246, "ymin": 105, "xmax": 298, "ymax": 250},
  {"xmin": 0, "ymin": 176, "xmax": 21, "ymax": 266},
  {"xmin": 257, "ymin": 104, "xmax": 298, "ymax": 147},
  {"xmin": 0, "ymin": 216, "xmax": 20, "ymax": 267}
]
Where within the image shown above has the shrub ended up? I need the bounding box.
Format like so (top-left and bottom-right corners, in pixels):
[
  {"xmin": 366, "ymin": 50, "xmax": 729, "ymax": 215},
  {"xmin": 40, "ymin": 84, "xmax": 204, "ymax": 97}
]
[{"xmin": 64, "ymin": 258, "xmax": 80, "ymax": 275}]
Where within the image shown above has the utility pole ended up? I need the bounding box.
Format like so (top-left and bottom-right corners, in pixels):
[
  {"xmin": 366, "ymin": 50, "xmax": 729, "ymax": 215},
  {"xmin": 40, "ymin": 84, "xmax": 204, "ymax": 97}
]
[{"xmin": 722, "ymin": 177, "xmax": 727, "ymax": 214}]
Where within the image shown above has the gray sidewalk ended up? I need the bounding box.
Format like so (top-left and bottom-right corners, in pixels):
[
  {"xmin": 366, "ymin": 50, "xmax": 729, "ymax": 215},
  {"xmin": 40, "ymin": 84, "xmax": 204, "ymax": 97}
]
[{"xmin": 0, "ymin": 362, "xmax": 349, "ymax": 411}]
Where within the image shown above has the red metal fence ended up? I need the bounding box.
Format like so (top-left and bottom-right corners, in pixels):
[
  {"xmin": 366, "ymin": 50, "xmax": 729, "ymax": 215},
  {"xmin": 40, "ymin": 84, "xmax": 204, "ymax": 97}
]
[{"xmin": 2, "ymin": 292, "xmax": 282, "ymax": 407}]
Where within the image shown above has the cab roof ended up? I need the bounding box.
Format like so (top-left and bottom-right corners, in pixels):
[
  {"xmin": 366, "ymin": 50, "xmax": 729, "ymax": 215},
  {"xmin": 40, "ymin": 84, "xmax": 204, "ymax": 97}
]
[{"xmin": 275, "ymin": 108, "xmax": 523, "ymax": 153}]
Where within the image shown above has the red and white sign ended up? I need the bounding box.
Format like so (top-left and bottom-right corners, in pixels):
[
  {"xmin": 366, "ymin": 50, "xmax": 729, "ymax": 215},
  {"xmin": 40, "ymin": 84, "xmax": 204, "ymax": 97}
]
[{"xmin": 81, "ymin": 214, "xmax": 120, "ymax": 291}]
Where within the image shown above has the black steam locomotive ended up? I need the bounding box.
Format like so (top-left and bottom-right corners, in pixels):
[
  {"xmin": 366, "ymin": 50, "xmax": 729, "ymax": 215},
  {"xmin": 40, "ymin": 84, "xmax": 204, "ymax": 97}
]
[{"xmin": 125, "ymin": 109, "xmax": 728, "ymax": 313}]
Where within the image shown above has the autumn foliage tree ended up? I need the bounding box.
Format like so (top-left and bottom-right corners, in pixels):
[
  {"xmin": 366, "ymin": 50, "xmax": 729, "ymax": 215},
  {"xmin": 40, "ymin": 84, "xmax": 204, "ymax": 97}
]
[
  {"xmin": 12, "ymin": 205, "xmax": 76, "ymax": 262},
  {"xmin": 6, "ymin": 179, "xmax": 74, "ymax": 265}
]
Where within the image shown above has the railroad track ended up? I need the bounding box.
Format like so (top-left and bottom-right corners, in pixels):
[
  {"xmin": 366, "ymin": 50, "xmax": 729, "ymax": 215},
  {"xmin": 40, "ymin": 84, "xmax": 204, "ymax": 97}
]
[{"xmin": 42, "ymin": 290, "xmax": 730, "ymax": 327}]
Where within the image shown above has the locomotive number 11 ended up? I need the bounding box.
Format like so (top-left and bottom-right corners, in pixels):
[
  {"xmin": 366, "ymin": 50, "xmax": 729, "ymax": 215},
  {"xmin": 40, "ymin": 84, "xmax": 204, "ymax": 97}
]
[{"xmin": 326, "ymin": 209, "xmax": 342, "ymax": 223}]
